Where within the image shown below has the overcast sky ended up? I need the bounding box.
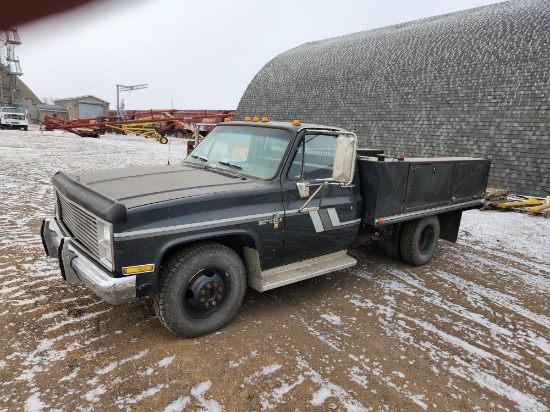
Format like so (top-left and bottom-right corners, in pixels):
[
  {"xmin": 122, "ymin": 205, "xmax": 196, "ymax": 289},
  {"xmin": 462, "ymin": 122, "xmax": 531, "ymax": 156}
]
[{"xmin": 17, "ymin": 0, "xmax": 507, "ymax": 111}]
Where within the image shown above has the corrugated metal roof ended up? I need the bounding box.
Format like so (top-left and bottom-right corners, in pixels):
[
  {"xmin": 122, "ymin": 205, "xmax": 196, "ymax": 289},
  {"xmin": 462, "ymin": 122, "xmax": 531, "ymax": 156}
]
[
  {"xmin": 55, "ymin": 95, "xmax": 109, "ymax": 103},
  {"xmin": 37, "ymin": 104, "xmax": 67, "ymax": 111}
]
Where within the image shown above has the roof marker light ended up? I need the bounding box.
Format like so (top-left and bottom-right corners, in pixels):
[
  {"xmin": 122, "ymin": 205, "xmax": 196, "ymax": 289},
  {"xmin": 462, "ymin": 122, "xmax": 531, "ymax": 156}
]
[
  {"xmin": 253, "ymin": 117, "xmax": 260, "ymax": 122},
  {"xmin": 293, "ymin": 119, "xmax": 301, "ymax": 126},
  {"xmin": 244, "ymin": 116, "xmax": 251, "ymax": 122},
  {"xmin": 261, "ymin": 117, "xmax": 269, "ymax": 122},
  {"xmin": 224, "ymin": 117, "xmax": 231, "ymax": 122}
]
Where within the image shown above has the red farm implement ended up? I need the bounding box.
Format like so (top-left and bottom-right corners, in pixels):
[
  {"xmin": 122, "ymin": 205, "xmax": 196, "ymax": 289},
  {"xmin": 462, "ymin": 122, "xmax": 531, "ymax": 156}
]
[{"xmin": 42, "ymin": 110, "xmax": 235, "ymax": 144}]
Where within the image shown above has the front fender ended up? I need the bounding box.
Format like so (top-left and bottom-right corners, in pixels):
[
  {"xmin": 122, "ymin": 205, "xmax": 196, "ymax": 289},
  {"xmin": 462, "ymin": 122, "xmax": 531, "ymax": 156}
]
[
  {"xmin": 114, "ymin": 222, "xmax": 282, "ymax": 298},
  {"xmin": 156, "ymin": 228, "xmax": 261, "ymax": 268}
]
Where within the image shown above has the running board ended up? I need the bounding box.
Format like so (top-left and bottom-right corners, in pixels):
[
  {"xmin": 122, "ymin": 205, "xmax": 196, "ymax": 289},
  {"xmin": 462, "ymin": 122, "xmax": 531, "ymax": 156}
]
[{"xmin": 244, "ymin": 248, "xmax": 357, "ymax": 292}]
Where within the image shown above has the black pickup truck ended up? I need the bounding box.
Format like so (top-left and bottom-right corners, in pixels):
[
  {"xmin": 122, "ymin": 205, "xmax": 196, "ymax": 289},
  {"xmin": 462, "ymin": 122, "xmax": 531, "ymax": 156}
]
[{"xmin": 41, "ymin": 119, "xmax": 490, "ymax": 337}]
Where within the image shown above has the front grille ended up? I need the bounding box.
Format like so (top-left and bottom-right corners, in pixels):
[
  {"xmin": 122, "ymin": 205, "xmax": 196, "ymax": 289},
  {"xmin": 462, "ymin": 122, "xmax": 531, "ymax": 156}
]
[
  {"xmin": 57, "ymin": 192, "xmax": 100, "ymax": 259},
  {"xmin": 4, "ymin": 114, "xmax": 25, "ymax": 120}
]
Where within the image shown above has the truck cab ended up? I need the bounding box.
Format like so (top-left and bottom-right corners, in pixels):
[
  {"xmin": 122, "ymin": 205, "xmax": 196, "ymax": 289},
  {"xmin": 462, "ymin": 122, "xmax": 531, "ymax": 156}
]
[
  {"xmin": 41, "ymin": 119, "xmax": 489, "ymax": 338},
  {"xmin": 0, "ymin": 106, "xmax": 28, "ymax": 130}
]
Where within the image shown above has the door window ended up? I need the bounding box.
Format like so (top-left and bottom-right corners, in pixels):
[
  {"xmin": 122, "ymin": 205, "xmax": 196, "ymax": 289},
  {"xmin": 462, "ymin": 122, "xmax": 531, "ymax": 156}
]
[{"xmin": 288, "ymin": 134, "xmax": 337, "ymax": 181}]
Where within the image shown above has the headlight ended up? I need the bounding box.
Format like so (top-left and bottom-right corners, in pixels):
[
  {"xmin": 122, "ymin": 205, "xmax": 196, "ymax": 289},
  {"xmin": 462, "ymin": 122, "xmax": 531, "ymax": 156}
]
[
  {"xmin": 54, "ymin": 192, "xmax": 60, "ymax": 219},
  {"xmin": 97, "ymin": 219, "xmax": 114, "ymax": 270},
  {"xmin": 102, "ymin": 222, "xmax": 111, "ymax": 242}
]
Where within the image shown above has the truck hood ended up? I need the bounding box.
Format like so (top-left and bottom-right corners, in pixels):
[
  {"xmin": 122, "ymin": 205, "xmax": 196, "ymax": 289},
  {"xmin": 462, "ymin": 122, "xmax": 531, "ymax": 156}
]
[{"xmin": 68, "ymin": 164, "xmax": 259, "ymax": 209}]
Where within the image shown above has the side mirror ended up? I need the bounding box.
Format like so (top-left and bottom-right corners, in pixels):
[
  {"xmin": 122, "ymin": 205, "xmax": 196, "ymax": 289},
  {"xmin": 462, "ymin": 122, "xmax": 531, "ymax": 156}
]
[
  {"xmin": 332, "ymin": 133, "xmax": 358, "ymax": 184},
  {"xmin": 296, "ymin": 182, "xmax": 309, "ymax": 198}
]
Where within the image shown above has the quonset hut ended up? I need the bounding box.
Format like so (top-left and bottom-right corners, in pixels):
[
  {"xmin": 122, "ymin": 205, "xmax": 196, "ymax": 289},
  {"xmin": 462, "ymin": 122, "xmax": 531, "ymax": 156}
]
[{"xmin": 236, "ymin": 0, "xmax": 550, "ymax": 197}]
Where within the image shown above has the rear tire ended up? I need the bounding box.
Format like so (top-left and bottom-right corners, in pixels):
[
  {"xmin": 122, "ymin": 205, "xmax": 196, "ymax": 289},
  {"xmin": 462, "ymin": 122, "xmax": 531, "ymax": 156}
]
[
  {"xmin": 159, "ymin": 136, "xmax": 168, "ymax": 144},
  {"xmin": 23, "ymin": 126, "xmax": 28, "ymax": 131},
  {"xmin": 400, "ymin": 216, "xmax": 440, "ymax": 266},
  {"xmin": 154, "ymin": 242, "xmax": 246, "ymax": 338}
]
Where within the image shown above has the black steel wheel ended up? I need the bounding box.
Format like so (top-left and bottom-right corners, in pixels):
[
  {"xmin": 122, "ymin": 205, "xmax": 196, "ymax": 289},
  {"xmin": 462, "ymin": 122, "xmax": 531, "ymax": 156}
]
[
  {"xmin": 400, "ymin": 216, "xmax": 440, "ymax": 266},
  {"xmin": 185, "ymin": 268, "xmax": 230, "ymax": 317},
  {"xmin": 154, "ymin": 242, "xmax": 246, "ymax": 338}
]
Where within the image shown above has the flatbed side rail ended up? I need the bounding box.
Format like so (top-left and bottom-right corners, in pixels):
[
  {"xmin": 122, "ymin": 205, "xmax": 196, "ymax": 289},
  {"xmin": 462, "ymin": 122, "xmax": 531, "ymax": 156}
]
[{"xmin": 367, "ymin": 199, "xmax": 483, "ymax": 226}]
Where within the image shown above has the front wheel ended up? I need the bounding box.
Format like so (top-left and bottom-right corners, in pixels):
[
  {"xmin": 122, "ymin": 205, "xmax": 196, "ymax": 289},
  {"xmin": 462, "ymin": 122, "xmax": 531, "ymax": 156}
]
[
  {"xmin": 400, "ymin": 216, "xmax": 440, "ymax": 266},
  {"xmin": 154, "ymin": 242, "xmax": 246, "ymax": 338},
  {"xmin": 159, "ymin": 136, "xmax": 168, "ymax": 144}
]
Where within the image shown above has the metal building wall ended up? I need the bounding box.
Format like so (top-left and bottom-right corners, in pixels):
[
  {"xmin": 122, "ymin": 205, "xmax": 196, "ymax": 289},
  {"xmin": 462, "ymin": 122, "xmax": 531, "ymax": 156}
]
[
  {"xmin": 55, "ymin": 96, "xmax": 109, "ymax": 120},
  {"xmin": 78, "ymin": 101, "xmax": 105, "ymax": 119},
  {"xmin": 236, "ymin": 0, "xmax": 550, "ymax": 196}
]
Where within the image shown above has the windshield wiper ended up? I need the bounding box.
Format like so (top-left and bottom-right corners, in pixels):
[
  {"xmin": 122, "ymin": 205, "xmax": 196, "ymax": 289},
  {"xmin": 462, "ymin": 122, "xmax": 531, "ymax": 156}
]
[
  {"xmin": 191, "ymin": 155, "xmax": 208, "ymax": 162},
  {"xmin": 219, "ymin": 160, "xmax": 242, "ymax": 170}
]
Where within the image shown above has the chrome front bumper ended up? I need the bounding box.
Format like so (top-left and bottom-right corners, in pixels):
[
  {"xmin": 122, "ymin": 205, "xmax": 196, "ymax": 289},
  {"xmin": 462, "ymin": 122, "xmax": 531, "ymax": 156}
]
[{"xmin": 41, "ymin": 218, "xmax": 136, "ymax": 305}]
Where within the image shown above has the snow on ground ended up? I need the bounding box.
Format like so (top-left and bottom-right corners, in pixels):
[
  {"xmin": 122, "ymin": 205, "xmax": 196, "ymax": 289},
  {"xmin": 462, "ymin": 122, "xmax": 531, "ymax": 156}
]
[
  {"xmin": 0, "ymin": 127, "xmax": 549, "ymax": 411},
  {"xmin": 459, "ymin": 209, "xmax": 549, "ymax": 265}
]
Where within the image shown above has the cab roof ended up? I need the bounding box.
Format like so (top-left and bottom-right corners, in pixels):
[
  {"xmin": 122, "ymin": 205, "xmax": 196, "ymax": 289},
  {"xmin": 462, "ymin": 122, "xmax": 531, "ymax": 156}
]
[{"xmin": 219, "ymin": 120, "xmax": 348, "ymax": 134}]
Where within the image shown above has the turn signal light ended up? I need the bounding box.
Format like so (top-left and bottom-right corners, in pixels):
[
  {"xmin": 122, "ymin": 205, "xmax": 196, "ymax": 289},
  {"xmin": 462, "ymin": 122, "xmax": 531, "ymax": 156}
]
[
  {"xmin": 123, "ymin": 264, "xmax": 155, "ymax": 275},
  {"xmin": 293, "ymin": 119, "xmax": 301, "ymax": 126}
]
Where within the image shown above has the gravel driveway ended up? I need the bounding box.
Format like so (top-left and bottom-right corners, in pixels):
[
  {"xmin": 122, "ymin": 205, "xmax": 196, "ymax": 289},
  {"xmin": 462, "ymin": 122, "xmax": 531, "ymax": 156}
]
[{"xmin": 1, "ymin": 128, "xmax": 549, "ymax": 411}]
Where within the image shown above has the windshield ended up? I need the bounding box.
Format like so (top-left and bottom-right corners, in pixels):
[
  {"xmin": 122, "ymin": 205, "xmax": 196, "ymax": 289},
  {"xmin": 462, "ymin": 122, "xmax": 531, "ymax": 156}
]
[
  {"xmin": 1, "ymin": 107, "xmax": 24, "ymax": 114},
  {"xmin": 184, "ymin": 125, "xmax": 293, "ymax": 179}
]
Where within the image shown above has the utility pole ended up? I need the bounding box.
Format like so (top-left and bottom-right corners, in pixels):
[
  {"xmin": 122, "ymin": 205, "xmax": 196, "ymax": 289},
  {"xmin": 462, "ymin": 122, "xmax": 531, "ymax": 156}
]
[{"xmin": 116, "ymin": 84, "xmax": 148, "ymax": 115}]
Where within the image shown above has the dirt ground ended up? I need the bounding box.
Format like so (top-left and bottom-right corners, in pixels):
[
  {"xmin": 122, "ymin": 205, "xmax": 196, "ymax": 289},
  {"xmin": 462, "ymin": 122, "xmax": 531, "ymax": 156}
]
[{"xmin": 1, "ymin": 128, "xmax": 549, "ymax": 411}]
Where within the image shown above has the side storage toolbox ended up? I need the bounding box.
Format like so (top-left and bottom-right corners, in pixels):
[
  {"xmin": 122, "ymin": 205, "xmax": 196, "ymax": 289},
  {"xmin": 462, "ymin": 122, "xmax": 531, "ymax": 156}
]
[{"xmin": 358, "ymin": 154, "xmax": 491, "ymax": 224}]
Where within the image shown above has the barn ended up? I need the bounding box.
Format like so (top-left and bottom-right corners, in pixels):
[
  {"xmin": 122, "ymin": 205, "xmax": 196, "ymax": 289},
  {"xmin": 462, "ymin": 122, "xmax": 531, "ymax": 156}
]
[
  {"xmin": 236, "ymin": 0, "xmax": 549, "ymax": 197},
  {"xmin": 54, "ymin": 95, "xmax": 109, "ymax": 120}
]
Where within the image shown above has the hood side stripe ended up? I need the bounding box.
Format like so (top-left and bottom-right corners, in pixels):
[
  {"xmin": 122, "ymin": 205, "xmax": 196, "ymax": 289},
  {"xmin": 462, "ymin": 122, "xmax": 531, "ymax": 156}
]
[{"xmin": 114, "ymin": 211, "xmax": 275, "ymax": 240}]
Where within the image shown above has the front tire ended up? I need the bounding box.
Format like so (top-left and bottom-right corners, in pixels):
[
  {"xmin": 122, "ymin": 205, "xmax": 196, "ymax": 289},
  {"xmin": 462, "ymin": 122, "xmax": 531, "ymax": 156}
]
[
  {"xmin": 400, "ymin": 216, "xmax": 440, "ymax": 266},
  {"xmin": 159, "ymin": 136, "xmax": 168, "ymax": 144},
  {"xmin": 154, "ymin": 242, "xmax": 246, "ymax": 338}
]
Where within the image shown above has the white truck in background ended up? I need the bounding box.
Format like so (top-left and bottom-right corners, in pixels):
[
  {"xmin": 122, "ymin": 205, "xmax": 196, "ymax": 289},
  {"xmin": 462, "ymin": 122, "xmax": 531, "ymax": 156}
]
[{"xmin": 0, "ymin": 107, "xmax": 28, "ymax": 130}]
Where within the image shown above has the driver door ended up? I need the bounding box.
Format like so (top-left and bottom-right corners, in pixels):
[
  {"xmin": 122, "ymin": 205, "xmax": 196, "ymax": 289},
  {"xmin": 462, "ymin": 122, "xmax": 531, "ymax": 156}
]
[{"xmin": 281, "ymin": 133, "xmax": 362, "ymax": 264}]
